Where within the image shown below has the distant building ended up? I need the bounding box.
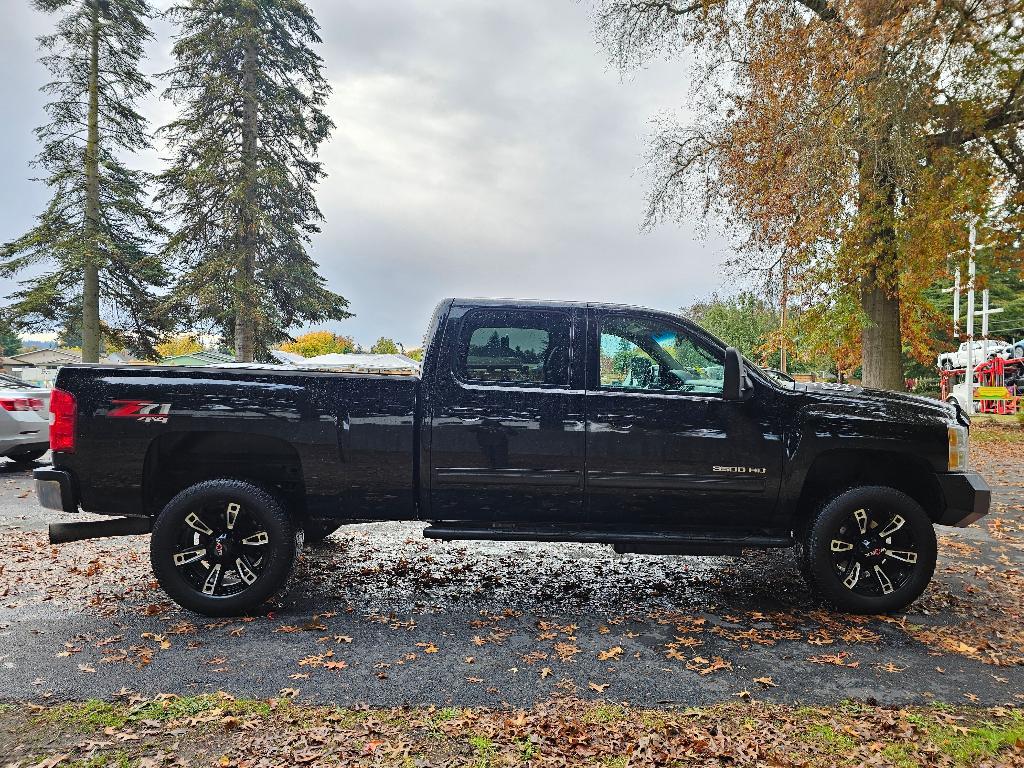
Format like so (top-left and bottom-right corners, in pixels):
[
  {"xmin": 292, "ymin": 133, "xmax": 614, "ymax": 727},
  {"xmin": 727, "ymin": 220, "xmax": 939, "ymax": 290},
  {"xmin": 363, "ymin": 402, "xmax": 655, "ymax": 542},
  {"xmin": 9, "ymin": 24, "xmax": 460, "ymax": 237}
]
[
  {"xmin": 0, "ymin": 348, "xmax": 131, "ymax": 387},
  {"xmin": 159, "ymin": 350, "xmax": 236, "ymax": 366}
]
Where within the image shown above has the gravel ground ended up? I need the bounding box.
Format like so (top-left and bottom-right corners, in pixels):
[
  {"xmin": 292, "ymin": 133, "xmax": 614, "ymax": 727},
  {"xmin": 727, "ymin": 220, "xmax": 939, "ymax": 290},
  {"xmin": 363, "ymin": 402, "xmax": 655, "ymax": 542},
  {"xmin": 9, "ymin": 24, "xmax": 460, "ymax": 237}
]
[{"xmin": 0, "ymin": 442, "xmax": 1021, "ymax": 709}]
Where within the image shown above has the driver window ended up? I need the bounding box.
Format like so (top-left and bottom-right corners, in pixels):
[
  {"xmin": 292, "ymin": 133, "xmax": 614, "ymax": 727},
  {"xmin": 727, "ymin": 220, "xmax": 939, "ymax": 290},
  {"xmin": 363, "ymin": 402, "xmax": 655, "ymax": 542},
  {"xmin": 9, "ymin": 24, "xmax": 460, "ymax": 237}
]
[{"xmin": 598, "ymin": 315, "xmax": 724, "ymax": 395}]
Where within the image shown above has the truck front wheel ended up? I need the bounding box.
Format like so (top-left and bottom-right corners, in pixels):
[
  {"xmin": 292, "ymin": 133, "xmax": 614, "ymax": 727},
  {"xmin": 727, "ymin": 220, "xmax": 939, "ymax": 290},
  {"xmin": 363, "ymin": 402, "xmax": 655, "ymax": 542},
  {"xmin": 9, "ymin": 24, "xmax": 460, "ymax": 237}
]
[
  {"xmin": 800, "ymin": 486, "xmax": 937, "ymax": 614},
  {"xmin": 150, "ymin": 479, "xmax": 302, "ymax": 617}
]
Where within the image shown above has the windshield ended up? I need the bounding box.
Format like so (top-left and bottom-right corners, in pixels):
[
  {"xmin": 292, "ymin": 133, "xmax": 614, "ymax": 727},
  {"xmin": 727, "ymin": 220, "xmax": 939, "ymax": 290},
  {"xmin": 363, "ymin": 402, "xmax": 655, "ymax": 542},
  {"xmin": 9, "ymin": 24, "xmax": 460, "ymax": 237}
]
[{"xmin": 0, "ymin": 374, "xmax": 40, "ymax": 389}]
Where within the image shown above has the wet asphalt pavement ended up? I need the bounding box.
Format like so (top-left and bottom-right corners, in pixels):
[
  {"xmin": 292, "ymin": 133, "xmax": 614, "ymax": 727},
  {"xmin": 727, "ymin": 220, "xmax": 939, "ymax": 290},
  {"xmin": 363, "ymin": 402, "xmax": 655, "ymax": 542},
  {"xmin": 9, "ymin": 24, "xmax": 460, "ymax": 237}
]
[{"xmin": 0, "ymin": 447, "xmax": 1022, "ymax": 709}]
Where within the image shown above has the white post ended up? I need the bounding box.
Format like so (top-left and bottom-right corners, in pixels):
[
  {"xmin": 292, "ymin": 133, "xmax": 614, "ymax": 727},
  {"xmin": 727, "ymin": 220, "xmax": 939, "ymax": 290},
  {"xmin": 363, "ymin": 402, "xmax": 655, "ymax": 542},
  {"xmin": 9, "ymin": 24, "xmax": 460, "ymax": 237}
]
[
  {"xmin": 953, "ymin": 267, "xmax": 961, "ymax": 336},
  {"xmin": 981, "ymin": 289, "xmax": 989, "ymax": 360},
  {"xmin": 965, "ymin": 223, "xmax": 976, "ymax": 412}
]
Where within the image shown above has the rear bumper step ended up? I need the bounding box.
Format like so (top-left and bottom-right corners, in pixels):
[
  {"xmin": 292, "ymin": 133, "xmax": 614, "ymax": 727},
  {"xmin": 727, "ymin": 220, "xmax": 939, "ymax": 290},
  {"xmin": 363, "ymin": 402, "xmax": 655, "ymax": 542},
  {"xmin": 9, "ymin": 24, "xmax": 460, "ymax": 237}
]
[
  {"xmin": 49, "ymin": 517, "xmax": 152, "ymax": 545},
  {"xmin": 423, "ymin": 525, "xmax": 791, "ymax": 554}
]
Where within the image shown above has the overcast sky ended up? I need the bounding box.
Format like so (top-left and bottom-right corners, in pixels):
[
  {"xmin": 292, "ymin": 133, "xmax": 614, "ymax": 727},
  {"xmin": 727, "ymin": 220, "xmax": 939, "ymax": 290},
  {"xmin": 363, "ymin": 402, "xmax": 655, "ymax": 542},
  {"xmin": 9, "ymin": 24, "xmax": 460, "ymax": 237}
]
[{"xmin": 0, "ymin": 1, "xmax": 731, "ymax": 348}]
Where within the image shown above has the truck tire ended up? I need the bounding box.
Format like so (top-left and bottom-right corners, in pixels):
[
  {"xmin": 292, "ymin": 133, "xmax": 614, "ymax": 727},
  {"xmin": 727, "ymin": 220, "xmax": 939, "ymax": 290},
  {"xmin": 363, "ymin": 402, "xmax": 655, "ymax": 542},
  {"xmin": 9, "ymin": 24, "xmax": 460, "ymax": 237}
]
[
  {"xmin": 150, "ymin": 479, "xmax": 302, "ymax": 617},
  {"xmin": 304, "ymin": 520, "xmax": 342, "ymax": 545},
  {"xmin": 800, "ymin": 486, "xmax": 936, "ymax": 614}
]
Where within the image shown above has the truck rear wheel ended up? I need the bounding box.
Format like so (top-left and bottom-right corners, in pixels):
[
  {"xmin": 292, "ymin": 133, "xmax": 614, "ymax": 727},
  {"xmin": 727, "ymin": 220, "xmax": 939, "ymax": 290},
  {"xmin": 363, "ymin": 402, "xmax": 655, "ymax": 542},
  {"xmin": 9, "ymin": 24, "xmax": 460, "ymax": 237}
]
[
  {"xmin": 800, "ymin": 486, "xmax": 936, "ymax": 614},
  {"xmin": 150, "ymin": 479, "xmax": 302, "ymax": 617}
]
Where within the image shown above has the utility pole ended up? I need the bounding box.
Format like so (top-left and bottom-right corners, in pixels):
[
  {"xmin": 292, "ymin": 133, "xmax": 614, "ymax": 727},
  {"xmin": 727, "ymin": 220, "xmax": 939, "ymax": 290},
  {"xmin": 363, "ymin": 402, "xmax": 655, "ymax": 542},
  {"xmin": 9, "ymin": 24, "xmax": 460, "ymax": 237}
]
[{"xmin": 965, "ymin": 224, "xmax": 976, "ymax": 411}]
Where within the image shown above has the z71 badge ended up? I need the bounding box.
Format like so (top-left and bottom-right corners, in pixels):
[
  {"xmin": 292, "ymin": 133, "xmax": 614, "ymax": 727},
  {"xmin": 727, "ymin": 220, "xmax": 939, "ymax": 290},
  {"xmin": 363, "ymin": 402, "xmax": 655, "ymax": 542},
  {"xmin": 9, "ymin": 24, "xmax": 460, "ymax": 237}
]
[{"xmin": 108, "ymin": 400, "xmax": 172, "ymax": 423}]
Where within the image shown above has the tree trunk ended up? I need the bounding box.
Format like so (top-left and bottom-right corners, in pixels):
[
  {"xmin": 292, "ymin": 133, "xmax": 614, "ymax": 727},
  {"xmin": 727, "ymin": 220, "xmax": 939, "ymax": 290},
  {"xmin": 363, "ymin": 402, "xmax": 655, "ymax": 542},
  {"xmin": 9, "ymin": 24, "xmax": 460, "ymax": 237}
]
[
  {"xmin": 82, "ymin": 0, "xmax": 102, "ymax": 363},
  {"xmin": 861, "ymin": 264, "xmax": 903, "ymax": 389},
  {"xmin": 234, "ymin": 38, "xmax": 259, "ymax": 363},
  {"xmin": 857, "ymin": 153, "xmax": 903, "ymax": 391}
]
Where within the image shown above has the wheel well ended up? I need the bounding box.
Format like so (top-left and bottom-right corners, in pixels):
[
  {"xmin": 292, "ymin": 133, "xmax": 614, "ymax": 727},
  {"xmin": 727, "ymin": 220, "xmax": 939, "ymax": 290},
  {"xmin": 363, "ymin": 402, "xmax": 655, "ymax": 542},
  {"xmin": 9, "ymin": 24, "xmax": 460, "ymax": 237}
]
[
  {"xmin": 143, "ymin": 432, "xmax": 305, "ymax": 519},
  {"xmin": 795, "ymin": 450, "xmax": 944, "ymax": 529}
]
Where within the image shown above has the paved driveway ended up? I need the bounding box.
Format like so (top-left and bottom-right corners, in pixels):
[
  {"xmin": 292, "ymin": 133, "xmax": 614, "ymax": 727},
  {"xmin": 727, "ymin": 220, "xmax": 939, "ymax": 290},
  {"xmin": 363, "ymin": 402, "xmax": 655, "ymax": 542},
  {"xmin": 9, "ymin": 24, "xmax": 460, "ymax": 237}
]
[{"xmin": 0, "ymin": 441, "xmax": 1021, "ymax": 708}]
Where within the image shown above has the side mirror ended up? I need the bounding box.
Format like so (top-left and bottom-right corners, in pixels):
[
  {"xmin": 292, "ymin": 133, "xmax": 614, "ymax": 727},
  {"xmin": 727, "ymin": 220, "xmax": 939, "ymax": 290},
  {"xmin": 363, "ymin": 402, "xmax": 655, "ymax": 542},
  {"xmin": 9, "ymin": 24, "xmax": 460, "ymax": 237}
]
[{"xmin": 723, "ymin": 346, "xmax": 744, "ymax": 401}]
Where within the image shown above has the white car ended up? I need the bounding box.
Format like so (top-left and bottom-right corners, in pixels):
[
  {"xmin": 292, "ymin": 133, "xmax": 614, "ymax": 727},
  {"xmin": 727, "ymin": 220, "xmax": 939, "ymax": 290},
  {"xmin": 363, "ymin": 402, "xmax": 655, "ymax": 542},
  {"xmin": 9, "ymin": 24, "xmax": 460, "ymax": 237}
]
[
  {"xmin": 0, "ymin": 374, "xmax": 50, "ymax": 464},
  {"xmin": 937, "ymin": 340, "xmax": 1010, "ymax": 369}
]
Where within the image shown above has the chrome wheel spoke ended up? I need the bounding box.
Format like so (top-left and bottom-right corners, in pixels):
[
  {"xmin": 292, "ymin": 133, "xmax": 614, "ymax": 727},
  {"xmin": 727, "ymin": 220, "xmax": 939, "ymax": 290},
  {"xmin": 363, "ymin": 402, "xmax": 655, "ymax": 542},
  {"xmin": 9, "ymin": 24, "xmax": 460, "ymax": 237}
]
[
  {"xmin": 226, "ymin": 502, "xmax": 240, "ymax": 530},
  {"xmin": 185, "ymin": 512, "xmax": 213, "ymax": 536},
  {"xmin": 853, "ymin": 509, "xmax": 868, "ymax": 534},
  {"xmin": 843, "ymin": 561, "xmax": 862, "ymax": 590},
  {"xmin": 202, "ymin": 564, "xmax": 222, "ymax": 595},
  {"xmin": 831, "ymin": 539, "xmax": 854, "ymax": 552},
  {"xmin": 873, "ymin": 564, "xmax": 894, "ymax": 594},
  {"xmin": 235, "ymin": 556, "xmax": 258, "ymax": 585},
  {"xmin": 884, "ymin": 548, "xmax": 917, "ymax": 564},
  {"xmin": 173, "ymin": 547, "xmax": 206, "ymax": 567},
  {"xmin": 242, "ymin": 531, "xmax": 269, "ymax": 546},
  {"xmin": 877, "ymin": 514, "xmax": 905, "ymax": 539}
]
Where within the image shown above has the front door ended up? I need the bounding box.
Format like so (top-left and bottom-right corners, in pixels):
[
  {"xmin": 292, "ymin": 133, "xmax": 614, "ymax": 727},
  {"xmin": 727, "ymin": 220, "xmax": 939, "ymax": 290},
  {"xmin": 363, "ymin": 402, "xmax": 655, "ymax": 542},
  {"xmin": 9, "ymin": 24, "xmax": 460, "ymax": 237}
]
[
  {"xmin": 584, "ymin": 309, "xmax": 782, "ymax": 531},
  {"xmin": 428, "ymin": 305, "xmax": 586, "ymax": 523}
]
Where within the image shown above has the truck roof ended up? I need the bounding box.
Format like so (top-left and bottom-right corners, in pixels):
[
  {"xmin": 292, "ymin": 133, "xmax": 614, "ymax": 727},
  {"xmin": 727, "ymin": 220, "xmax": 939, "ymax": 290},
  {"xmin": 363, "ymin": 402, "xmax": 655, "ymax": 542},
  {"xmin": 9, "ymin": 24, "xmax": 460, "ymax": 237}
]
[{"xmin": 447, "ymin": 297, "xmax": 676, "ymax": 314}]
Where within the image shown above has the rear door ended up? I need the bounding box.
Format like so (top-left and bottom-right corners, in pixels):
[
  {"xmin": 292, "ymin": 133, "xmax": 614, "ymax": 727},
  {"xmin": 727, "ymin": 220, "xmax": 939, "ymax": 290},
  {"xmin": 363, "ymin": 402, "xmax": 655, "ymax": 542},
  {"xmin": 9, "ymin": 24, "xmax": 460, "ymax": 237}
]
[{"xmin": 427, "ymin": 304, "xmax": 586, "ymax": 523}]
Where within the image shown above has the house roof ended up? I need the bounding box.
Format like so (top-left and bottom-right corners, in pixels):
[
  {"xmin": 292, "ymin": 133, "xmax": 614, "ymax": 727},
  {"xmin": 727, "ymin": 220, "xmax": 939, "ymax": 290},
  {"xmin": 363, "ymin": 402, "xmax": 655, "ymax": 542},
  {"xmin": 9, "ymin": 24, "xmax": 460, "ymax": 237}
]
[
  {"xmin": 3, "ymin": 348, "xmax": 132, "ymax": 367},
  {"xmin": 161, "ymin": 350, "xmax": 236, "ymax": 365},
  {"xmin": 7, "ymin": 348, "xmax": 82, "ymax": 366}
]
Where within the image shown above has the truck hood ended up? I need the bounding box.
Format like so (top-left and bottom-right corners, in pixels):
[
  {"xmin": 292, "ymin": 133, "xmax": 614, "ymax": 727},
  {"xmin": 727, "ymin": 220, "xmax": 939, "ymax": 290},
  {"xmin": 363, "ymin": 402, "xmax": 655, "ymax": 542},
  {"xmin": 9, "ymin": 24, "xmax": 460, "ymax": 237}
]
[{"xmin": 794, "ymin": 381, "xmax": 959, "ymax": 425}]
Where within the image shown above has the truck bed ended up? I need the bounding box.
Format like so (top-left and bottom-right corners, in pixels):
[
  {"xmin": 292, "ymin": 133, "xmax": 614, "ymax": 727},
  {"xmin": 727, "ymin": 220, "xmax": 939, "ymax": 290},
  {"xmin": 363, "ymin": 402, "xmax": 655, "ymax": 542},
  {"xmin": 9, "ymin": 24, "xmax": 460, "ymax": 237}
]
[{"xmin": 50, "ymin": 364, "xmax": 420, "ymax": 521}]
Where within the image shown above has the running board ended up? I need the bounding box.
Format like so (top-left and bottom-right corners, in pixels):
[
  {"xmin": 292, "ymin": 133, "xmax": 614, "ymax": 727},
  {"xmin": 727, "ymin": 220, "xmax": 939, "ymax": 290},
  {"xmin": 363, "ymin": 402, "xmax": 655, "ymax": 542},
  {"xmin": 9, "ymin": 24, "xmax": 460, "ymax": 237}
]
[
  {"xmin": 422, "ymin": 525, "xmax": 792, "ymax": 554},
  {"xmin": 49, "ymin": 517, "xmax": 153, "ymax": 545}
]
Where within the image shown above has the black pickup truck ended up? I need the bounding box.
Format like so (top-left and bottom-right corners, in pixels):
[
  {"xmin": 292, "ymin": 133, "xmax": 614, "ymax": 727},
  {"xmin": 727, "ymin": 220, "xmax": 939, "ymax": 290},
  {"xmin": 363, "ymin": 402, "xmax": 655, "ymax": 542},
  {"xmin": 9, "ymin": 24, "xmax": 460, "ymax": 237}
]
[{"xmin": 35, "ymin": 298, "xmax": 990, "ymax": 616}]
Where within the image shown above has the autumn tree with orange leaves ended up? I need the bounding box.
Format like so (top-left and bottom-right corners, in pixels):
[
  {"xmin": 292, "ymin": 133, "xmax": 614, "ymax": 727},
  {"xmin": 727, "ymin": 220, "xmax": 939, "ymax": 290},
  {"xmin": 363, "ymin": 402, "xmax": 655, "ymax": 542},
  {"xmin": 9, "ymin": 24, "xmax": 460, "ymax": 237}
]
[{"xmin": 598, "ymin": 0, "xmax": 1024, "ymax": 389}]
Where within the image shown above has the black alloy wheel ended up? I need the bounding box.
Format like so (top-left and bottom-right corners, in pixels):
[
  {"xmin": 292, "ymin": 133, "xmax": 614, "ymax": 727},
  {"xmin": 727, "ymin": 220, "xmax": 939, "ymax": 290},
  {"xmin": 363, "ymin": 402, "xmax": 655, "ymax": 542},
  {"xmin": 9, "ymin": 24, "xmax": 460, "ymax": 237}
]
[
  {"xmin": 801, "ymin": 486, "xmax": 937, "ymax": 614},
  {"xmin": 151, "ymin": 479, "xmax": 300, "ymax": 616},
  {"xmin": 828, "ymin": 506, "xmax": 919, "ymax": 598},
  {"xmin": 172, "ymin": 501, "xmax": 269, "ymax": 597}
]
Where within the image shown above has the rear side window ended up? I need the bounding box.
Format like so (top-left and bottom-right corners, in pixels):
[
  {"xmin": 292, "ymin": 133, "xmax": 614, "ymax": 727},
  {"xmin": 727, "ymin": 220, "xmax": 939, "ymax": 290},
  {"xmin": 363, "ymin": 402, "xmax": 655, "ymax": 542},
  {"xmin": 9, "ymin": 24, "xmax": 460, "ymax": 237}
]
[{"xmin": 455, "ymin": 309, "xmax": 570, "ymax": 386}]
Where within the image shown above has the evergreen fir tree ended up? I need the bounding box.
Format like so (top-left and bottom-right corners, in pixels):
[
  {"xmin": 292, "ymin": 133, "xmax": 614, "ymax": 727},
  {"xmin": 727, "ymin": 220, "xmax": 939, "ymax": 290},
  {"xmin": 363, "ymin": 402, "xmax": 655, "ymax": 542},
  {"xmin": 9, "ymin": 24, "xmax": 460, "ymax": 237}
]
[
  {"xmin": 0, "ymin": 0, "xmax": 168, "ymax": 361},
  {"xmin": 158, "ymin": 0, "xmax": 351, "ymax": 362}
]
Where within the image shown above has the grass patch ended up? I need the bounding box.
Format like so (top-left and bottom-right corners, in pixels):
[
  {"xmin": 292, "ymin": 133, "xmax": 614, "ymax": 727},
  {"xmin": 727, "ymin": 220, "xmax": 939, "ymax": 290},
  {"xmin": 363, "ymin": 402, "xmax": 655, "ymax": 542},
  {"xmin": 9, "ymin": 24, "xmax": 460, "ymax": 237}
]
[
  {"xmin": 432, "ymin": 706, "xmax": 460, "ymax": 723},
  {"xmin": 44, "ymin": 700, "xmax": 127, "ymax": 730},
  {"xmin": 880, "ymin": 743, "xmax": 918, "ymax": 768},
  {"xmin": 41, "ymin": 694, "xmax": 271, "ymax": 731},
  {"xmin": 971, "ymin": 417, "xmax": 1024, "ymax": 443},
  {"xmin": 929, "ymin": 710, "xmax": 1024, "ymax": 765},
  {"xmin": 802, "ymin": 723, "xmax": 857, "ymax": 754},
  {"xmin": 9, "ymin": 697, "xmax": 1024, "ymax": 768},
  {"xmin": 467, "ymin": 733, "xmax": 496, "ymax": 767},
  {"xmin": 581, "ymin": 703, "xmax": 628, "ymax": 725},
  {"xmin": 62, "ymin": 752, "xmax": 133, "ymax": 768}
]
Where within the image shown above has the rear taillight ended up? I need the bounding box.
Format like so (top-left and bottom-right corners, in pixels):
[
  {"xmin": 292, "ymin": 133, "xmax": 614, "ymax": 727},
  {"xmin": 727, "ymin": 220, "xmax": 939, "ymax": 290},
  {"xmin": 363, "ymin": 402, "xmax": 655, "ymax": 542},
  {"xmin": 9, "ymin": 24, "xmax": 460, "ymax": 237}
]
[
  {"xmin": 49, "ymin": 388, "xmax": 77, "ymax": 453},
  {"xmin": 28, "ymin": 397, "xmax": 44, "ymax": 411},
  {"xmin": 0, "ymin": 397, "xmax": 31, "ymax": 411}
]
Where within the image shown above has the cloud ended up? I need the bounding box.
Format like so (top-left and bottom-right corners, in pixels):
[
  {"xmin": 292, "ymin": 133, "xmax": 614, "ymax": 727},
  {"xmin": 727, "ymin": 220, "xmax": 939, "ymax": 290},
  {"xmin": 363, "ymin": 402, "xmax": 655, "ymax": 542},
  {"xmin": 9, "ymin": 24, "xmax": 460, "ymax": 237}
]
[{"xmin": 0, "ymin": 0, "xmax": 731, "ymax": 348}]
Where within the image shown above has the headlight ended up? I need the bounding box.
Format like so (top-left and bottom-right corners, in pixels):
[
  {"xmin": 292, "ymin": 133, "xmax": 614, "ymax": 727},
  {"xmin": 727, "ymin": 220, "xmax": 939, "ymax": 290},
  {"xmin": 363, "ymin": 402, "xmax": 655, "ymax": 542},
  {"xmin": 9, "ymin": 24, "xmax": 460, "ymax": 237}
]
[{"xmin": 948, "ymin": 425, "xmax": 969, "ymax": 472}]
